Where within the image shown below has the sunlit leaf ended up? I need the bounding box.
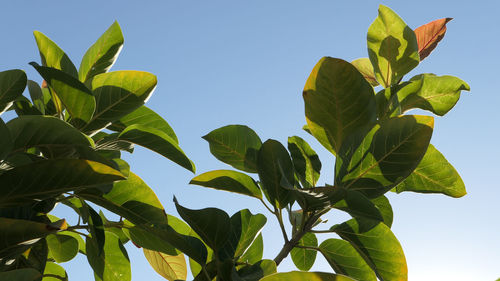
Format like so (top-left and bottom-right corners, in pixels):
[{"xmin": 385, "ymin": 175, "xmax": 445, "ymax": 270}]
[
  {"xmin": 259, "ymin": 271, "xmax": 356, "ymax": 281},
  {"xmin": 414, "ymin": 18, "xmax": 452, "ymax": 61},
  {"xmin": 351, "ymin": 58, "xmax": 379, "ymax": 86},
  {"xmin": 288, "ymin": 136, "xmax": 321, "ymax": 188},
  {"xmin": 238, "ymin": 233, "xmax": 263, "ymax": 265},
  {"xmin": 0, "ymin": 69, "xmax": 27, "ymax": 114},
  {"xmin": 236, "ymin": 259, "xmax": 277, "ymax": 281},
  {"xmin": 291, "ymin": 232, "xmax": 318, "ymax": 271},
  {"xmin": 42, "ymin": 262, "xmax": 68, "ymax": 281},
  {"xmin": 190, "ymin": 170, "xmax": 261, "ymax": 199},
  {"xmin": 33, "ymin": 31, "xmax": 78, "ymax": 77},
  {"xmin": 144, "ymin": 249, "xmax": 187, "ymax": 281},
  {"xmin": 46, "ymin": 233, "xmax": 79, "ymax": 263}
]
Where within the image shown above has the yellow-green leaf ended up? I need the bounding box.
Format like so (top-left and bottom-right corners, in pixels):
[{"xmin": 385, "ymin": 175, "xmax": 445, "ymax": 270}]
[{"xmin": 143, "ymin": 249, "xmax": 187, "ymax": 281}]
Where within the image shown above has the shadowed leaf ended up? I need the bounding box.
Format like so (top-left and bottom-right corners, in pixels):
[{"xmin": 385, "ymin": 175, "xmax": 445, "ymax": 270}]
[
  {"xmin": 351, "ymin": 58, "xmax": 379, "ymax": 86},
  {"xmin": 190, "ymin": 170, "xmax": 261, "ymax": 199},
  {"xmin": 86, "ymin": 232, "xmax": 131, "ymax": 281},
  {"xmin": 42, "ymin": 262, "xmax": 68, "ymax": 281},
  {"xmin": 0, "ymin": 69, "xmax": 27, "ymax": 114},
  {"xmin": 259, "ymin": 271, "xmax": 356, "ymax": 281},
  {"xmin": 288, "ymin": 136, "xmax": 321, "ymax": 188}
]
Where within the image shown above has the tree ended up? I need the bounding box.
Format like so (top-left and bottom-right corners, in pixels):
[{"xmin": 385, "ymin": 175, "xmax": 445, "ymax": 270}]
[{"xmin": 0, "ymin": 5, "xmax": 469, "ymax": 281}]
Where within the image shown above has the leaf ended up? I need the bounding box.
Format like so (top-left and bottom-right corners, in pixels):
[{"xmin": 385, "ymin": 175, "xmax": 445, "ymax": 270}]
[
  {"xmin": 7, "ymin": 115, "xmax": 94, "ymax": 152},
  {"xmin": 396, "ymin": 144, "xmax": 466, "ymax": 197},
  {"xmin": 118, "ymin": 124, "xmax": 195, "ymax": 172},
  {"xmin": 237, "ymin": 259, "xmax": 277, "ymax": 281},
  {"xmin": 0, "ymin": 159, "xmax": 125, "ymax": 207},
  {"xmin": 319, "ymin": 238, "xmax": 376, "ymax": 281},
  {"xmin": 42, "ymin": 262, "xmax": 68, "ymax": 281},
  {"xmin": 13, "ymin": 96, "xmax": 43, "ymax": 116},
  {"xmin": 287, "ymin": 136, "xmax": 321, "ymax": 188},
  {"xmin": 371, "ymin": 195, "xmax": 393, "ymax": 228},
  {"xmin": 0, "ymin": 69, "xmax": 27, "ymax": 113},
  {"xmin": 88, "ymin": 206, "xmax": 106, "ymax": 256},
  {"xmin": 203, "ymin": 125, "xmax": 262, "ymax": 173},
  {"xmin": 218, "ymin": 209, "xmax": 266, "ymax": 260},
  {"xmin": 332, "ymin": 218, "xmax": 407, "ymax": 281},
  {"xmin": 415, "ymin": 18, "xmax": 453, "ymax": 61},
  {"xmin": 33, "ymin": 31, "xmax": 78, "ymax": 77},
  {"xmin": 238, "ymin": 233, "xmax": 263, "ymax": 265},
  {"xmin": 27, "ymin": 80, "xmax": 46, "ymax": 114},
  {"xmin": 257, "ymin": 139, "xmax": 295, "ymax": 209},
  {"xmin": 143, "ymin": 249, "xmax": 187, "ymax": 281},
  {"xmin": 82, "ymin": 70, "xmax": 157, "ymax": 134},
  {"xmin": 108, "ymin": 105, "xmax": 178, "ymax": 143},
  {"xmin": 174, "ymin": 198, "xmax": 231, "ymax": 251},
  {"xmin": 86, "ymin": 232, "xmax": 131, "ymax": 281},
  {"xmin": 259, "ymin": 271, "xmax": 356, "ymax": 281},
  {"xmin": 335, "ymin": 115, "xmax": 434, "ymax": 198},
  {"xmin": 351, "ymin": 58, "xmax": 379, "ymax": 86},
  {"xmin": 303, "ymin": 57, "xmax": 376, "ymax": 154},
  {"xmin": 30, "ymin": 62, "xmax": 96, "ymax": 124},
  {"xmin": 398, "ymin": 73, "xmax": 470, "ymax": 116},
  {"xmin": 45, "ymin": 233, "xmax": 79, "ymax": 263},
  {"xmin": 190, "ymin": 170, "xmax": 261, "ymax": 199},
  {"xmin": 332, "ymin": 190, "xmax": 383, "ymax": 221},
  {"xmin": 367, "ymin": 5, "xmax": 419, "ymax": 87},
  {"xmin": 79, "ymin": 21, "xmax": 124, "ymax": 82},
  {"xmin": 290, "ymin": 232, "xmax": 318, "ymax": 271},
  {"xmin": 289, "ymin": 186, "xmax": 345, "ymax": 212},
  {"xmin": 0, "ymin": 118, "xmax": 13, "ymax": 161},
  {"xmin": 0, "ymin": 268, "xmax": 42, "ymax": 281}
]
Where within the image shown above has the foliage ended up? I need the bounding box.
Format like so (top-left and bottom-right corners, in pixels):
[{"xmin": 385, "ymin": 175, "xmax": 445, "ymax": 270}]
[{"xmin": 0, "ymin": 5, "xmax": 469, "ymax": 281}]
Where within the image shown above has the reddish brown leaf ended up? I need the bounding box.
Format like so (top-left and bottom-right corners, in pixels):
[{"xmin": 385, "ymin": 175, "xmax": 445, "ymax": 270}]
[{"xmin": 414, "ymin": 18, "xmax": 452, "ymax": 61}]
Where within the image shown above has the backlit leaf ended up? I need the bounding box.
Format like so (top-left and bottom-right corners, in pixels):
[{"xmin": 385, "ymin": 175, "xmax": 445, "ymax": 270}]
[
  {"xmin": 259, "ymin": 271, "xmax": 356, "ymax": 281},
  {"xmin": 190, "ymin": 170, "xmax": 261, "ymax": 199},
  {"xmin": 86, "ymin": 232, "xmax": 131, "ymax": 281},
  {"xmin": 42, "ymin": 262, "xmax": 68, "ymax": 281},
  {"xmin": 143, "ymin": 249, "xmax": 187, "ymax": 281},
  {"xmin": 33, "ymin": 31, "xmax": 78, "ymax": 77},
  {"xmin": 46, "ymin": 233, "xmax": 79, "ymax": 263},
  {"xmin": 290, "ymin": 232, "xmax": 318, "ymax": 271},
  {"xmin": 238, "ymin": 233, "xmax": 263, "ymax": 265},
  {"xmin": 288, "ymin": 136, "xmax": 321, "ymax": 188},
  {"xmin": 236, "ymin": 259, "xmax": 277, "ymax": 281},
  {"xmin": 332, "ymin": 190, "xmax": 383, "ymax": 221},
  {"xmin": 415, "ymin": 18, "xmax": 452, "ymax": 61},
  {"xmin": 371, "ymin": 195, "xmax": 393, "ymax": 228},
  {"xmin": 351, "ymin": 58, "xmax": 379, "ymax": 86}
]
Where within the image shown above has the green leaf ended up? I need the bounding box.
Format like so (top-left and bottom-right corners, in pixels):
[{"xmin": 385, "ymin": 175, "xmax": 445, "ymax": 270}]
[
  {"xmin": 79, "ymin": 21, "xmax": 124, "ymax": 82},
  {"xmin": 0, "ymin": 159, "xmax": 125, "ymax": 207},
  {"xmin": 371, "ymin": 195, "xmax": 393, "ymax": 228},
  {"xmin": 46, "ymin": 233, "xmax": 79, "ymax": 263},
  {"xmin": 174, "ymin": 198, "xmax": 230, "ymax": 251},
  {"xmin": 367, "ymin": 5, "xmax": 419, "ymax": 87},
  {"xmin": 332, "ymin": 190, "xmax": 383, "ymax": 221},
  {"xmin": 288, "ymin": 136, "xmax": 321, "ymax": 188},
  {"xmin": 190, "ymin": 170, "xmax": 261, "ymax": 199},
  {"xmin": 0, "ymin": 118, "xmax": 13, "ymax": 161},
  {"xmin": 21, "ymin": 239, "xmax": 49, "ymax": 274},
  {"xmin": 303, "ymin": 57, "xmax": 376, "ymax": 154},
  {"xmin": 88, "ymin": 206, "xmax": 106, "ymax": 256},
  {"xmin": 86, "ymin": 232, "xmax": 131, "ymax": 281},
  {"xmin": 332, "ymin": 218, "xmax": 407, "ymax": 281},
  {"xmin": 13, "ymin": 96, "xmax": 43, "ymax": 116},
  {"xmin": 108, "ymin": 105, "xmax": 178, "ymax": 143},
  {"xmin": 351, "ymin": 58, "xmax": 379, "ymax": 87},
  {"xmin": 290, "ymin": 232, "xmax": 318, "ymax": 271},
  {"xmin": 33, "ymin": 31, "xmax": 78, "ymax": 77},
  {"xmin": 27, "ymin": 80, "xmax": 45, "ymax": 114},
  {"xmin": 0, "ymin": 69, "xmax": 27, "ymax": 113},
  {"xmin": 218, "ymin": 209, "xmax": 266, "ymax": 260},
  {"xmin": 143, "ymin": 249, "xmax": 187, "ymax": 281},
  {"xmin": 42, "ymin": 262, "xmax": 68, "ymax": 281},
  {"xmin": 238, "ymin": 233, "xmax": 263, "ymax": 265},
  {"xmin": 82, "ymin": 70, "xmax": 157, "ymax": 134},
  {"xmin": 30, "ymin": 62, "xmax": 96, "ymax": 124},
  {"xmin": 319, "ymin": 238, "xmax": 376, "ymax": 281},
  {"xmin": 289, "ymin": 186, "xmax": 345, "ymax": 212},
  {"xmin": 237, "ymin": 259, "xmax": 277, "ymax": 281},
  {"xmin": 335, "ymin": 115, "xmax": 434, "ymax": 198},
  {"xmin": 118, "ymin": 124, "xmax": 195, "ymax": 172},
  {"xmin": 203, "ymin": 125, "xmax": 262, "ymax": 173},
  {"xmin": 0, "ymin": 268, "xmax": 42, "ymax": 281},
  {"xmin": 396, "ymin": 144, "xmax": 466, "ymax": 197},
  {"xmin": 259, "ymin": 271, "xmax": 356, "ymax": 281},
  {"xmin": 7, "ymin": 115, "xmax": 94, "ymax": 152},
  {"xmin": 95, "ymin": 132, "xmax": 134, "ymax": 153},
  {"xmin": 397, "ymin": 74, "xmax": 470, "ymax": 116}
]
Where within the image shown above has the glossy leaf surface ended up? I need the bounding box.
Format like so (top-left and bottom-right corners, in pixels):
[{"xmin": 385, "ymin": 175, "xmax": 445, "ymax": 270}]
[
  {"xmin": 351, "ymin": 58, "xmax": 379, "ymax": 86},
  {"xmin": 367, "ymin": 5, "xmax": 419, "ymax": 87},
  {"xmin": 86, "ymin": 232, "xmax": 131, "ymax": 281},
  {"xmin": 415, "ymin": 18, "xmax": 452, "ymax": 61},
  {"xmin": 33, "ymin": 31, "xmax": 78, "ymax": 77},
  {"xmin": 303, "ymin": 57, "xmax": 376, "ymax": 154},
  {"xmin": 0, "ymin": 69, "xmax": 27, "ymax": 113},
  {"xmin": 190, "ymin": 170, "xmax": 261, "ymax": 199},
  {"xmin": 79, "ymin": 21, "xmax": 124, "ymax": 82},
  {"xmin": 288, "ymin": 136, "xmax": 321, "ymax": 188},
  {"xmin": 336, "ymin": 115, "xmax": 433, "ymax": 198},
  {"xmin": 260, "ymin": 271, "xmax": 356, "ymax": 281},
  {"xmin": 143, "ymin": 249, "xmax": 187, "ymax": 281},
  {"xmin": 319, "ymin": 239, "xmax": 376, "ymax": 281},
  {"xmin": 290, "ymin": 232, "xmax": 318, "ymax": 271},
  {"xmin": 332, "ymin": 218, "xmax": 407, "ymax": 281},
  {"xmin": 0, "ymin": 159, "xmax": 124, "ymax": 207},
  {"xmin": 396, "ymin": 144, "xmax": 466, "ymax": 197},
  {"xmin": 203, "ymin": 125, "xmax": 262, "ymax": 173}
]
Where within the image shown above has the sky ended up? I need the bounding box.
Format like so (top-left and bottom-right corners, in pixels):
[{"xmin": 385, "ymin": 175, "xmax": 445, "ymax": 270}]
[{"xmin": 1, "ymin": 1, "xmax": 499, "ymax": 280}]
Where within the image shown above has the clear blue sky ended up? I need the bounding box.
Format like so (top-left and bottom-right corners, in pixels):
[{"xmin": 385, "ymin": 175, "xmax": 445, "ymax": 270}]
[{"xmin": 1, "ymin": 1, "xmax": 498, "ymax": 280}]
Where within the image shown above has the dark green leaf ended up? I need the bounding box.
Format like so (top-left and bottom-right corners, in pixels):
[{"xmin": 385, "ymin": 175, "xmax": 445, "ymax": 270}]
[
  {"xmin": 0, "ymin": 268, "xmax": 42, "ymax": 281},
  {"xmin": 0, "ymin": 159, "xmax": 125, "ymax": 207},
  {"xmin": 0, "ymin": 69, "xmax": 27, "ymax": 113},
  {"xmin": 33, "ymin": 31, "xmax": 78, "ymax": 77},
  {"xmin": 13, "ymin": 96, "xmax": 43, "ymax": 116},
  {"xmin": 303, "ymin": 57, "xmax": 376, "ymax": 154},
  {"xmin": 259, "ymin": 271, "xmax": 356, "ymax": 281},
  {"xmin": 118, "ymin": 124, "xmax": 195, "ymax": 172},
  {"xmin": 46, "ymin": 233, "xmax": 79, "ymax": 263},
  {"xmin": 82, "ymin": 71, "xmax": 157, "ymax": 134},
  {"xmin": 203, "ymin": 125, "xmax": 262, "ymax": 173},
  {"xmin": 257, "ymin": 139, "xmax": 294, "ymax": 209},
  {"xmin": 367, "ymin": 5, "xmax": 419, "ymax": 87},
  {"xmin": 238, "ymin": 233, "xmax": 263, "ymax": 265},
  {"xmin": 42, "ymin": 262, "xmax": 68, "ymax": 281},
  {"xmin": 88, "ymin": 206, "xmax": 106, "ymax": 256},
  {"xmin": 332, "ymin": 218, "xmax": 407, "ymax": 281},
  {"xmin": 291, "ymin": 232, "xmax": 318, "ymax": 271},
  {"xmin": 319, "ymin": 239, "xmax": 376, "ymax": 281},
  {"xmin": 190, "ymin": 170, "xmax": 261, "ymax": 199},
  {"xmin": 27, "ymin": 80, "xmax": 45, "ymax": 114},
  {"xmin": 396, "ymin": 144, "xmax": 466, "ymax": 197},
  {"xmin": 335, "ymin": 115, "xmax": 434, "ymax": 198},
  {"xmin": 95, "ymin": 132, "xmax": 134, "ymax": 153},
  {"xmin": 79, "ymin": 21, "xmax": 124, "ymax": 82},
  {"xmin": 30, "ymin": 62, "xmax": 95, "ymax": 124},
  {"xmin": 288, "ymin": 136, "xmax": 321, "ymax": 188},
  {"xmin": 174, "ymin": 198, "xmax": 230, "ymax": 251},
  {"xmin": 86, "ymin": 232, "xmax": 131, "ymax": 281},
  {"xmin": 332, "ymin": 190, "xmax": 383, "ymax": 221},
  {"xmin": 0, "ymin": 118, "xmax": 13, "ymax": 161},
  {"xmin": 371, "ymin": 195, "xmax": 393, "ymax": 228},
  {"xmin": 289, "ymin": 186, "xmax": 344, "ymax": 212},
  {"xmin": 237, "ymin": 260, "xmax": 277, "ymax": 281}
]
